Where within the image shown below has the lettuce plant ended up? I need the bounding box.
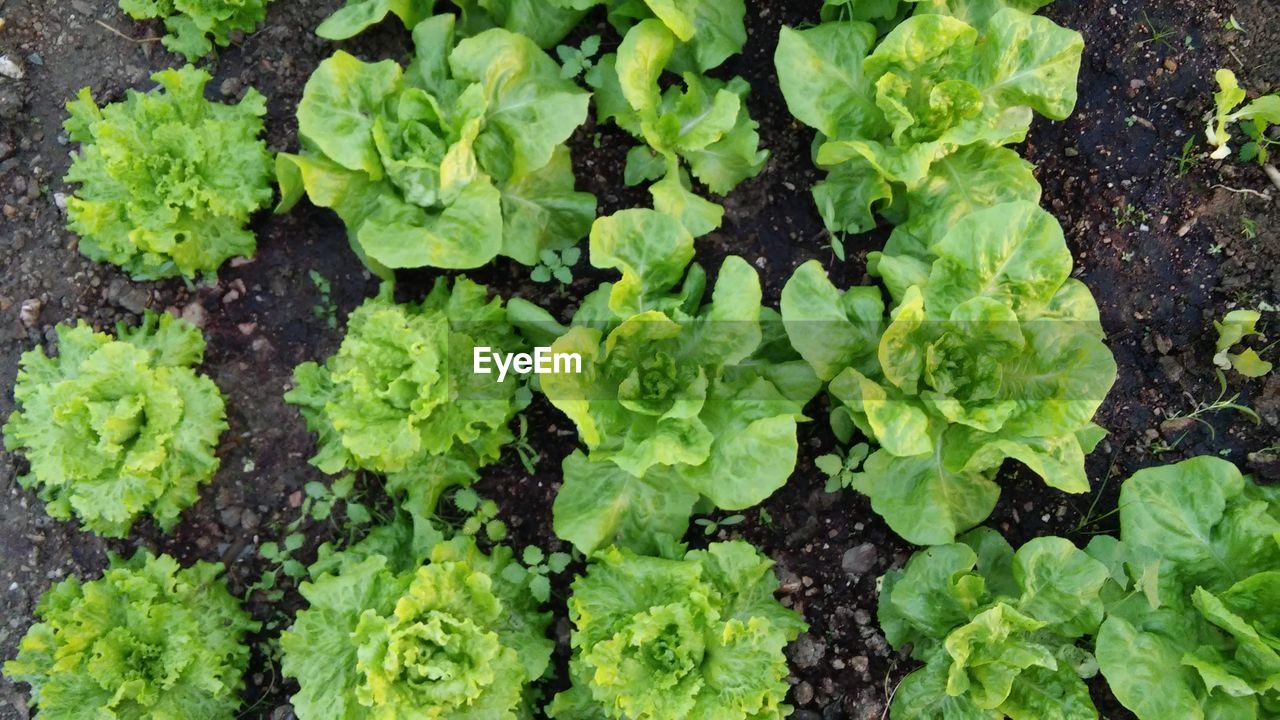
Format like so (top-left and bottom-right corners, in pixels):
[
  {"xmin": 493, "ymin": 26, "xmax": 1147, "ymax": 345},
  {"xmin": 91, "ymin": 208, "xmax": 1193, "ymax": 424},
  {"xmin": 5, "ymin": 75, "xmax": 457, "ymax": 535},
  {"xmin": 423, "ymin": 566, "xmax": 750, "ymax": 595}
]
[
  {"xmin": 1092, "ymin": 457, "xmax": 1280, "ymax": 719},
  {"xmin": 581, "ymin": 0, "xmax": 763, "ymax": 235},
  {"xmin": 317, "ymin": 0, "xmax": 587, "ymax": 48},
  {"xmin": 278, "ymin": 14, "xmax": 595, "ymax": 276},
  {"xmin": 120, "ymin": 0, "xmax": 271, "ymax": 60},
  {"xmin": 774, "ymin": 2, "xmax": 1079, "ymax": 242},
  {"xmin": 548, "ymin": 542, "xmax": 806, "ymax": 719},
  {"xmin": 282, "ymin": 532, "xmax": 553, "ymax": 719},
  {"xmin": 1205, "ymin": 68, "xmax": 1280, "ymax": 162},
  {"xmin": 510, "ymin": 209, "xmax": 819, "ymax": 554},
  {"xmin": 880, "ymin": 528, "xmax": 1110, "ymax": 718},
  {"xmin": 64, "ymin": 65, "xmax": 274, "ymax": 280},
  {"xmin": 286, "ymin": 279, "xmax": 526, "ymax": 494},
  {"xmin": 3, "ymin": 551, "xmax": 257, "ymax": 720},
  {"xmin": 3, "ymin": 312, "xmax": 227, "ymax": 538},
  {"xmin": 781, "ymin": 202, "xmax": 1116, "ymax": 544}
]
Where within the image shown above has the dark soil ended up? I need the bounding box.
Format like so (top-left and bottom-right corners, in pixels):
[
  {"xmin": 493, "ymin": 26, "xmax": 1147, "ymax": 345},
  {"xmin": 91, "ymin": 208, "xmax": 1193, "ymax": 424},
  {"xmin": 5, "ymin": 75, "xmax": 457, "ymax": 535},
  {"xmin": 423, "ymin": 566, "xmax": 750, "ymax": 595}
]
[{"xmin": 0, "ymin": 1, "xmax": 1277, "ymax": 719}]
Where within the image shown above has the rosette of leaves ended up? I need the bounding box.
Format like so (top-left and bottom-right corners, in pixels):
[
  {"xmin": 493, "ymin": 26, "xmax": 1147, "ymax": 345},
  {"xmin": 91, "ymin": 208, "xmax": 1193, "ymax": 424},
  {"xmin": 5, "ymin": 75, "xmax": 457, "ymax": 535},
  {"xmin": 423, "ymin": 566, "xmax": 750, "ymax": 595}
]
[
  {"xmin": 63, "ymin": 65, "xmax": 273, "ymax": 280},
  {"xmin": 3, "ymin": 551, "xmax": 257, "ymax": 719},
  {"xmin": 879, "ymin": 529, "xmax": 1110, "ymax": 718},
  {"xmin": 278, "ymin": 14, "xmax": 595, "ymax": 277},
  {"xmin": 119, "ymin": 0, "xmax": 271, "ymax": 60},
  {"xmin": 316, "ymin": 0, "xmax": 587, "ymax": 48},
  {"xmin": 1090, "ymin": 457, "xmax": 1280, "ymax": 719},
  {"xmin": 547, "ymin": 541, "xmax": 806, "ymax": 720},
  {"xmin": 586, "ymin": 6, "xmax": 764, "ymax": 236},
  {"xmin": 1205, "ymin": 68, "xmax": 1280, "ymax": 162},
  {"xmin": 781, "ymin": 202, "xmax": 1116, "ymax": 544},
  {"xmin": 286, "ymin": 278, "xmax": 526, "ymax": 498},
  {"xmin": 3, "ymin": 312, "xmax": 227, "ymax": 538},
  {"xmin": 774, "ymin": 1, "xmax": 1079, "ymax": 243},
  {"xmin": 281, "ymin": 531, "xmax": 553, "ymax": 719},
  {"xmin": 510, "ymin": 209, "xmax": 819, "ymax": 554}
]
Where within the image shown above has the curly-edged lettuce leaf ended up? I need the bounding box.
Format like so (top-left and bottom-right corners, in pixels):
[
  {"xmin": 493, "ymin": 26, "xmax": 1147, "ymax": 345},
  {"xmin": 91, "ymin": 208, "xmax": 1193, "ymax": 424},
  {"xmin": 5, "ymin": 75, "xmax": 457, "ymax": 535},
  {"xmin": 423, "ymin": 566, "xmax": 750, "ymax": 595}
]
[
  {"xmin": 1094, "ymin": 457, "xmax": 1280, "ymax": 720},
  {"xmin": 879, "ymin": 530, "xmax": 1108, "ymax": 719},
  {"xmin": 775, "ymin": 3, "xmax": 1079, "ymax": 237},
  {"xmin": 63, "ymin": 65, "xmax": 273, "ymax": 280},
  {"xmin": 3, "ymin": 551, "xmax": 257, "ymax": 719},
  {"xmin": 548, "ymin": 542, "xmax": 806, "ymax": 720},
  {"xmin": 2, "ymin": 312, "xmax": 226, "ymax": 538},
  {"xmin": 520, "ymin": 209, "xmax": 818, "ymax": 553},
  {"xmin": 280, "ymin": 16, "xmax": 594, "ymax": 274},
  {"xmin": 587, "ymin": 13, "xmax": 762, "ymax": 235},
  {"xmin": 782, "ymin": 202, "xmax": 1115, "ymax": 544},
  {"xmin": 282, "ymin": 534, "xmax": 553, "ymax": 720},
  {"xmin": 286, "ymin": 278, "xmax": 526, "ymax": 481},
  {"xmin": 119, "ymin": 0, "xmax": 270, "ymax": 60}
]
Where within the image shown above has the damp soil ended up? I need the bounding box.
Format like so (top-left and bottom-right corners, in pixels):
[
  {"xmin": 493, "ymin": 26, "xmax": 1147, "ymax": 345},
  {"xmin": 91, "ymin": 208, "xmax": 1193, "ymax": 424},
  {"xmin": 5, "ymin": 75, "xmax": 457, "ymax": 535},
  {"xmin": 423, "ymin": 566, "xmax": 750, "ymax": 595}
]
[{"xmin": 0, "ymin": 0, "xmax": 1277, "ymax": 718}]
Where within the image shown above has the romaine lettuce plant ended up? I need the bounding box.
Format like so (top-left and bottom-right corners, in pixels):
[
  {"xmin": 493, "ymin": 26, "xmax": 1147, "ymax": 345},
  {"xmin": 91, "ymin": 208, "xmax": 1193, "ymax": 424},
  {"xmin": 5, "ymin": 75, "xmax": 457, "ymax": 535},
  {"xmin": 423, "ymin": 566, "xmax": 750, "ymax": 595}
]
[
  {"xmin": 3, "ymin": 312, "xmax": 227, "ymax": 538},
  {"xmin": 879, "ymin": 528, "xmax": 1110, "ymax": 718},
  {"xmin": 3, "ymin": 551, "xmax": 257, "ymax": 720},
  {"xmin": 774, "ymin": 2, "xmax": 1080, "ymax": 242},
  {"xmin": 120, "ymin": 0, "xmax": 271, "ymax": 60},
  {"xmin": 282, "ymin": 532, "xmax": 553, "ymax": 719},
  {"xmin": 548, "ymin": 541, "xmax": 806, "ymax": 720},
  {"xmin": 286, "ymin": 278, "xmax": 526, "ymax": 492},
  {"xmin": 317, "ymin": 0, "xmax": 587, "ymax": 48},
  {"xmin": 782, "ymin": 202, "xmax": 1116, "ymax": 544},
  {"xmin": 510, "ymin": 209, "xmax": 819, "ymax": 554},
  {"xmin": 1093, "ymin": 457, "xmax": 1280, "ymax": 719},
  {"xmin": 584, "ymin": 1, "xmax": 763, "ymax": 235},
  {"xmin": 64, "ymin": 65, "xmax": 274, "ymax": 280},
  {"xmin": 278, "ymin": 14, "xmax": 595, "ymax": 276}
]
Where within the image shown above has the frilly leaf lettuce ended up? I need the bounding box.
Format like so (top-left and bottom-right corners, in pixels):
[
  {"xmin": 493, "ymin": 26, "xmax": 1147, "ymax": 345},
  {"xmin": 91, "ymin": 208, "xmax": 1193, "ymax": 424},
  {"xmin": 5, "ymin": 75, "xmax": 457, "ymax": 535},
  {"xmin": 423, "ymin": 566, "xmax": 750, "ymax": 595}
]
[
  {"xmin": 282, "ymin": 531, "xmax": 553, "ymax": 720},
  {"xmin": 879, "ymin": 529, "xmax": 1108, "ymax": 718},
  {"xmin": 547, "ymin": 542, "xmax": 806, "ymax": 720},
  {"xmin": 511, "ymin": 209, "xmax": 819, "ymax": 554},
  {"xmin": 1093, "ymin": 457, "xmax": 1280, "ymax": 719},
  {"xmin": 285, "ymin": 278, "xmax": 526, "ymax": 488},
  {"xmin": 63, "ymin": 65, "xmax": 273, "ymax": 280},
  {"xmin": 774, "ymin": 1, "xmax": 1079, "ymax": 241},
  {"xmin": 3, "ymin": 312, "xmax": 227, "ymax": 538},
  {"xmin": 781, "ymin": 202, "xmax": 1116, "ymax": 544},
  {"xmin": 3, "ymin": 551, "xmax": 257, "ymax": 719},
  {"xmin": 119, "ymin": 0, "xmax": 270, "ymax": 60},
  {"xmin": 279, "ymin": 15, "xmax": 594, "ymax": 275}
]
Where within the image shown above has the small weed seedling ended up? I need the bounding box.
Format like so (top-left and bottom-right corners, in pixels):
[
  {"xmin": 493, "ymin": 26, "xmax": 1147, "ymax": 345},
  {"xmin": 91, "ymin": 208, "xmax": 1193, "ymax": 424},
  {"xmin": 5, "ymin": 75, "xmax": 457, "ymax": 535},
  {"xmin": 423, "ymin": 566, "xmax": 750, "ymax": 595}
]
[
  {"xmin": 1113, "ymin": 203, "xmax": 1149, "ymax": 229},
  {"xmin": 512, "ymin": 414, "xmax": 540, "ymax": 474},
  {"xmin": 693, "ymin": 514, "xmax": 746, "ymax": 537},
  {"xmin": 1158, "ymin": 369, "xmax": 1261, "ymax": 450},
  {"xmin": 556, "ymin": 35, "xmax": 601, "ymax": 80},
  {"xmin": 309, "ymin": 270, "xmax": 338, "ymax": 329},
  {"xmin": 815, "ymin": 442, "xmax": 870, "ymax": 492},
  {"xmin": 454, "ymin": 487, "xmax": 508, "ymax": 542},
  {"xmin": 531, "ymin": 247, "xmax": 580, "ymax": 285},
  {"xmin": 1171, "ymin": 137, "xmax": 1201, "ymax": 176},
  {"xmin": 502, "ymin": 546, "xmax": 573, "ymax": 603},
  {"xmin": 1135, "ymin": 11, "xmax": 1178, "ymax": 50}
]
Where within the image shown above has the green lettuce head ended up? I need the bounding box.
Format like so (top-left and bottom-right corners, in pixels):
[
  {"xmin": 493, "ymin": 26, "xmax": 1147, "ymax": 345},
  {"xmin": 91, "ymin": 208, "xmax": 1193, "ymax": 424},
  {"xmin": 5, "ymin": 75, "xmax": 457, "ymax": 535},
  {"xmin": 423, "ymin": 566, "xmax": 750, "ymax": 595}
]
[
  {"xmin": 63, "ymin": 65, "xmax": 273, "ymax": 280},
  {"xmin": 119, "ymin": 0, "xmax": 271, "ymax": 60},
  {"xmin": 285, "ymin": 278, "xmax": 526, "ymax": 495},
  {"xmin": 548, "ymin": 541, "xmax": 806, "ymax": 720},
  {"xmin": 278, "ymin": 14, "xmax": 595, "ymax": 276},
  {"xmin": 315, "ymin": 0, "xmax": 587, "ymax": 48},
  {"xmin": 281, "ymin": 534, "xmax": 553, "ymax": 720},
  {"xmin": 1093, "ymin": 457, "xmax": 1280, "ymax": 720},
  {"xmin": 511, "ymin": 209, "xmax": 819, "ymax": 554},
  {"xmin": 774, "ymin": 2, "xmax": 1080, "ymax": 238},
  {"xmin": 3, "ymin": 551, "xmax": 257, "ymax": 719},
  {"xmin": 782, "ymin": 202, "xmax": 1116, "ymax": 544},
  {"xmin": 880, "ymin": 529, "xmax": 1109, "ymax": 718},
  {"xmin": 3, "ymin": 312, "xmax": 227, "ymax": 538}
]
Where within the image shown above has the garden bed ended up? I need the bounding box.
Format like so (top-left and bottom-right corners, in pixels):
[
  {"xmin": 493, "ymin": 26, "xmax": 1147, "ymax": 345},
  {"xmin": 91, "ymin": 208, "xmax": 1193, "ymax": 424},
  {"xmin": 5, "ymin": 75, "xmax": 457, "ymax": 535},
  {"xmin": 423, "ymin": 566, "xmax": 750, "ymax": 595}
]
[{"xmin": 0, "ymin": 0, "xmax": 1277, "ymax": 718}]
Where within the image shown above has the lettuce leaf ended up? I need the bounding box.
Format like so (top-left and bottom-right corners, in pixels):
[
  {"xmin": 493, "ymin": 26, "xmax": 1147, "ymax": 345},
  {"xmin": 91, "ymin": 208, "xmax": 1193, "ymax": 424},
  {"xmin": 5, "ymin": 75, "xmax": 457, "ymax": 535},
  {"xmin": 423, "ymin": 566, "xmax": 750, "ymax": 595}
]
[
  {"xmin": 3, "ymin": 312, "xmax": 227, "ymax": 538},
  {"xmin": 119, "ymin": 0, "xmax": 271, "ymax": 60}
]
